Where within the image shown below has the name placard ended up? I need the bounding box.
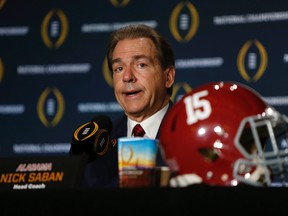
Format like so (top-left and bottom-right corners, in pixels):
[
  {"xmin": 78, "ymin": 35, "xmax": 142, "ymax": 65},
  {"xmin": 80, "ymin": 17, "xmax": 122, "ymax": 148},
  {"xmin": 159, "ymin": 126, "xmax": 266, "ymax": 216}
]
[{"xmin": 0, "ymin": 155, "xmax": 87, "ymax": 190}]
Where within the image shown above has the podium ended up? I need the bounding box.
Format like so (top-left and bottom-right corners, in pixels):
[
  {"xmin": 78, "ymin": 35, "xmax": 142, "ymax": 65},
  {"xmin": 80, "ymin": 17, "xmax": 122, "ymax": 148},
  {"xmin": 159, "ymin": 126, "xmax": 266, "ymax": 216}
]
[
  {"xmin": 1, "ymin": 186, "xmax": 288, "ymax": 215},
  {"xmin": 1, "ymin": 155, "xmax": 288, "ymax": 215}
]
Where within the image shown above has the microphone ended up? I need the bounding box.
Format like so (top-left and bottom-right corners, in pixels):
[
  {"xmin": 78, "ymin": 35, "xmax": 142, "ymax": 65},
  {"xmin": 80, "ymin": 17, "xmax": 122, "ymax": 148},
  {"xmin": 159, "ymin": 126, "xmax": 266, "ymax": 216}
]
[{"xmin": 70, "ymin": 114, "xmax": 113, "ymax": 162}]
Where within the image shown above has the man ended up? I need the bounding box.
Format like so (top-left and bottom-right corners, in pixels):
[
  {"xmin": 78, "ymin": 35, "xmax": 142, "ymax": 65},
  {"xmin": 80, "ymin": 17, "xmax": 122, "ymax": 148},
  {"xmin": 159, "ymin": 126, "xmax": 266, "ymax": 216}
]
[{"xmin": 82, "ymin": 24, "xmax": 176, "ymax": 188}]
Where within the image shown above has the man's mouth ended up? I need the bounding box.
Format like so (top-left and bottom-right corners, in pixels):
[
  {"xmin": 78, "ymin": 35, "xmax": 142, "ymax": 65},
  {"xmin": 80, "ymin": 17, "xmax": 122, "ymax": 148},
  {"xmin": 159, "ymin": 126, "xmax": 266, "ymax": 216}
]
[{"xmin": 124, "ymin": 90, "xmax": 141, "ymax": 96}]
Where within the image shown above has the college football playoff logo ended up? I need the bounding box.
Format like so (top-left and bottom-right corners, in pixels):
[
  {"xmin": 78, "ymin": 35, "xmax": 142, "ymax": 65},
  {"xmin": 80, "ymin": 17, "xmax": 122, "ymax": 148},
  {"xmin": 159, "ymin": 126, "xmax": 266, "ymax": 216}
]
[
  {"xmin": 37, "ymin": 87, "xmax": 65, "ymax": 127},
  {"xmin": 169, "ymin": 1, "xmax": 199, "ymax": 42},
  {"xmin": 41, "ymin": 9, "xmax": 69, "ymax": 49},
  {"xmin": 237, "ymin": 39, "xmax": 268, "ymax": 82},
  {"xmin": 0, "ymin": 58, "xmax": 3, "ymax": 82}
]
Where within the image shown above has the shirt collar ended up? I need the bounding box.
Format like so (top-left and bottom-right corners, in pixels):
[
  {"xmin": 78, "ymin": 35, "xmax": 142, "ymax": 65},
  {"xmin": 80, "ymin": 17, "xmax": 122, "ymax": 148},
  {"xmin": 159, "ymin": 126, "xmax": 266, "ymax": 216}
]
[{"xmin": 127, "ymin": 103, "xmax": 169, "ymax": 138}]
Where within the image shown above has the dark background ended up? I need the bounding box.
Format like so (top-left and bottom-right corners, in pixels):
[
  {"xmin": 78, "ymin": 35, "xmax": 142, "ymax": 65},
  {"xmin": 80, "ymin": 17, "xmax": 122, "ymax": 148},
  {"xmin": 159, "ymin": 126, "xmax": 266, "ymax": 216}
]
[{"xmin": 1, "ymin": 0, "xmax": 288, "ymax": 157}]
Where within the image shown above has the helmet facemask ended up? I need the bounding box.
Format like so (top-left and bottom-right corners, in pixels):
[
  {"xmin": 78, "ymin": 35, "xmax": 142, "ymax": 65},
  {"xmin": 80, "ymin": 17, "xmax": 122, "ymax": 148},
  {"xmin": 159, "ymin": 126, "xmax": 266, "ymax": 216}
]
[{"xmin": 234, "ymin": 107, "xmax": 288, "ymax": 187}]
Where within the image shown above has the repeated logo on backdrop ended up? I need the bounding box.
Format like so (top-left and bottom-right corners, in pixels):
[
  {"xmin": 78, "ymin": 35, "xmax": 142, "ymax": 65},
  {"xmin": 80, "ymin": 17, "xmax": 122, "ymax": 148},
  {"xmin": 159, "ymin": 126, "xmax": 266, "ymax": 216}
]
[
  {"xmin": 0, "ymin": 0, "xmax": 288, "ymax": 156},
  {"xmin": 237, "ymin": 39, "xmax": 268, "ymax": 82},
  {"xmin": 0, "ymin": 0, "xmax": 5, "ymax": 9},
  {"xmin": 110, "ymin": 0, "xmax": 130, "ymax": 7},
  {"xmin": 169, "ymin": 1, "xmax": 199, "ymax": 43},
  {"xmin": 41, "ymin": 9, "xmax": 69, "ymax": 49},
  {"xmin": 169, "ymin": 82, "xmax": 192, "ymax": 103},
  {"xmin": 37, "ymin": 87, "xmax": 65, "ymax": 128},
  {"xmin": 0, "ymin": 58, "xmax": 3, "ymax": 82},
  {"xmin": 102, "ymin": 58, "xmax": 113, "ymax": 88}
]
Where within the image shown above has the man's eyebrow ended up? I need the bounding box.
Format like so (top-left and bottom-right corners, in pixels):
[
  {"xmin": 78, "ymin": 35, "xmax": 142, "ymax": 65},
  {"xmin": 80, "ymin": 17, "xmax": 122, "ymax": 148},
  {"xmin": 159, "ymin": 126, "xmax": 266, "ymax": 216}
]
[
  {"xmin": 111, "ymin": 55, "xmax": 151, "ymax": 66},
  {"xmin": 133, "ymin": 54, "xmax": 150, "ymax": 61},
  {"xmin": 111, "ymin": 58, "xmax": 121, "ymax": 66}
]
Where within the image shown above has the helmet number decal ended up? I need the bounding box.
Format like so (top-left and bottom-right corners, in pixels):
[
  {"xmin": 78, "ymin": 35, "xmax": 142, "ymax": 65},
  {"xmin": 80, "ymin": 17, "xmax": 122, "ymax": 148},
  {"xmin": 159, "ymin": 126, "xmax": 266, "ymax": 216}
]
[{"xmin": 184, "ymin": 90, "xmax": 211, "ymax": 125}]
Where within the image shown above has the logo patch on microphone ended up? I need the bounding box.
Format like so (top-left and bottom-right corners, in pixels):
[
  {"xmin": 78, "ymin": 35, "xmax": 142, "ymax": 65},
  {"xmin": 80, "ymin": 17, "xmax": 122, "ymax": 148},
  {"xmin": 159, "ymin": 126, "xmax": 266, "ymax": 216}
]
[
  {"xmin": 73, "ymin": 122, "xmax": 98, "ymax": 141},
  {"xmin": 70, "ymin": 115, "xmax": 112, "ymax": 161}
]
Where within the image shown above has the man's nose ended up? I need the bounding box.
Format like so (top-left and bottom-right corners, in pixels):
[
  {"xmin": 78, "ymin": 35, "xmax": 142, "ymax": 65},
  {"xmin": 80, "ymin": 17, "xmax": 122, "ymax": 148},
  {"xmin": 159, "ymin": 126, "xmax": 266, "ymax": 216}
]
[{"xmin": 123, "ymin": 66, "xmax": 135, "ymax": 82}]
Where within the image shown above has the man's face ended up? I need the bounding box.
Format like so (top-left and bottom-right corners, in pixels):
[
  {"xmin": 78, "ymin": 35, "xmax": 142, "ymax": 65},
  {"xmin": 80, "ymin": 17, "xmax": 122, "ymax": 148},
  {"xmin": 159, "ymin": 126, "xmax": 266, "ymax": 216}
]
[{"xmin": 111, "ymin": 37, "xmax": 173, "ymax": 121}]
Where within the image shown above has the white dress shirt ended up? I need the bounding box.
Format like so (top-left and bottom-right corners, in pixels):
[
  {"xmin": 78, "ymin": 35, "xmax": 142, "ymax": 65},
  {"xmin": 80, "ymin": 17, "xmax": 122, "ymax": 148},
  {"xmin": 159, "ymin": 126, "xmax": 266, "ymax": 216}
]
[{"xmin": 127, "ymin": 103, "xmax": 169, "ymax": 139}]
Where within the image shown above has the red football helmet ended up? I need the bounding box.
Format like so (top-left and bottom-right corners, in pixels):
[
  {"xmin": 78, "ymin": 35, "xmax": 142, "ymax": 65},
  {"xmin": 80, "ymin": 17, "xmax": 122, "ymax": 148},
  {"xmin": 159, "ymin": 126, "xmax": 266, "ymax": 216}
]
[{"xmin": 160, "ymin": 81, "xmax": 288, "ymax": 187}]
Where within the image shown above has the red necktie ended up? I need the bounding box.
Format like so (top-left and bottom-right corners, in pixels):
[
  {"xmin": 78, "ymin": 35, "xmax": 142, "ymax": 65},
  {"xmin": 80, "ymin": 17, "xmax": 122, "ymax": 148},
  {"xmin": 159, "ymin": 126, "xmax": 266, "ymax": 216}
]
[{"xmin": 132, "ymin": 124, "xmax": 145, "ymax": 137}]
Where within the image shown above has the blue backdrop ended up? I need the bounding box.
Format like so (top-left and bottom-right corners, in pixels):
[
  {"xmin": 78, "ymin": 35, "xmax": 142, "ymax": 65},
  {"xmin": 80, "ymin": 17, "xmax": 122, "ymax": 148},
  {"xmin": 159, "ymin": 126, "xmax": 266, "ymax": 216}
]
[{"xmin": 0, "ymin": 0, "xmax": 288, "ymax": 157}]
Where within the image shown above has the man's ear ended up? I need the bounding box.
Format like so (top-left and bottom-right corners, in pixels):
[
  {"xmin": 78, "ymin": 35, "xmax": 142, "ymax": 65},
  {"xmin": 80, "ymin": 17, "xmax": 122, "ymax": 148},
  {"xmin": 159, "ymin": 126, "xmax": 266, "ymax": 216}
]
[{"xmin": 165, "ymin": 66, "xmax": 175, "ymax": 88}]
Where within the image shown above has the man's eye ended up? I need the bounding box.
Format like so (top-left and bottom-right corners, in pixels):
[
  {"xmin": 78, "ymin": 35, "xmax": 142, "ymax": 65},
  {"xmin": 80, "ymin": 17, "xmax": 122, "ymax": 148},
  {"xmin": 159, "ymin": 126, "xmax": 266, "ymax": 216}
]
[
  {"xmin": 114, "ymin": 67, "xmax": 123, "ymax": 73},
  {"xmin": 138, "ymin": 63, "xmax": 146, "ymax": 68}
]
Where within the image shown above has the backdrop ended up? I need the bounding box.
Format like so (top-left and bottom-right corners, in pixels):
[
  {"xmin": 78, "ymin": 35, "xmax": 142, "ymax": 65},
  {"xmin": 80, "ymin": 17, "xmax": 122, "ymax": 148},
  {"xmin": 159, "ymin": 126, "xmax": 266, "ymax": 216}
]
[{"xmin": 0, "ymin": 0, "xmax": 288, "ymax": 157}]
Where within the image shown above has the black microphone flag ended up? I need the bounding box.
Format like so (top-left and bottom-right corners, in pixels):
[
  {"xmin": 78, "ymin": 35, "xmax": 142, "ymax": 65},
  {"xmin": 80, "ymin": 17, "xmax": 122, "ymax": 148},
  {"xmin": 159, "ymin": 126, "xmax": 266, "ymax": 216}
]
[{"xmin": 70, "ymin": 115, "xmax": 113, "ymax": 162}]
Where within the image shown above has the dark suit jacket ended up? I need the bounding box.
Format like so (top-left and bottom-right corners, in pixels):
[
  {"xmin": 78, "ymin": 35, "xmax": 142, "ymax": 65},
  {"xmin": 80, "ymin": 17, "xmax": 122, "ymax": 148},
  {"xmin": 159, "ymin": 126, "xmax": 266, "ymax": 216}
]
[{"xmin": 80, "ymin": 100, "xmax": 173, "ymax": 188}]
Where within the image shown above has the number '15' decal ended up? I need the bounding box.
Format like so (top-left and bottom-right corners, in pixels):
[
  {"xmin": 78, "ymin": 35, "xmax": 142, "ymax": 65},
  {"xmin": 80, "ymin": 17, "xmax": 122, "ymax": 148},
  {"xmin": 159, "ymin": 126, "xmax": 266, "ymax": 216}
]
[{"xmin": 184, "ymin": 90, "xmax": 212, "ymax": 125}]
